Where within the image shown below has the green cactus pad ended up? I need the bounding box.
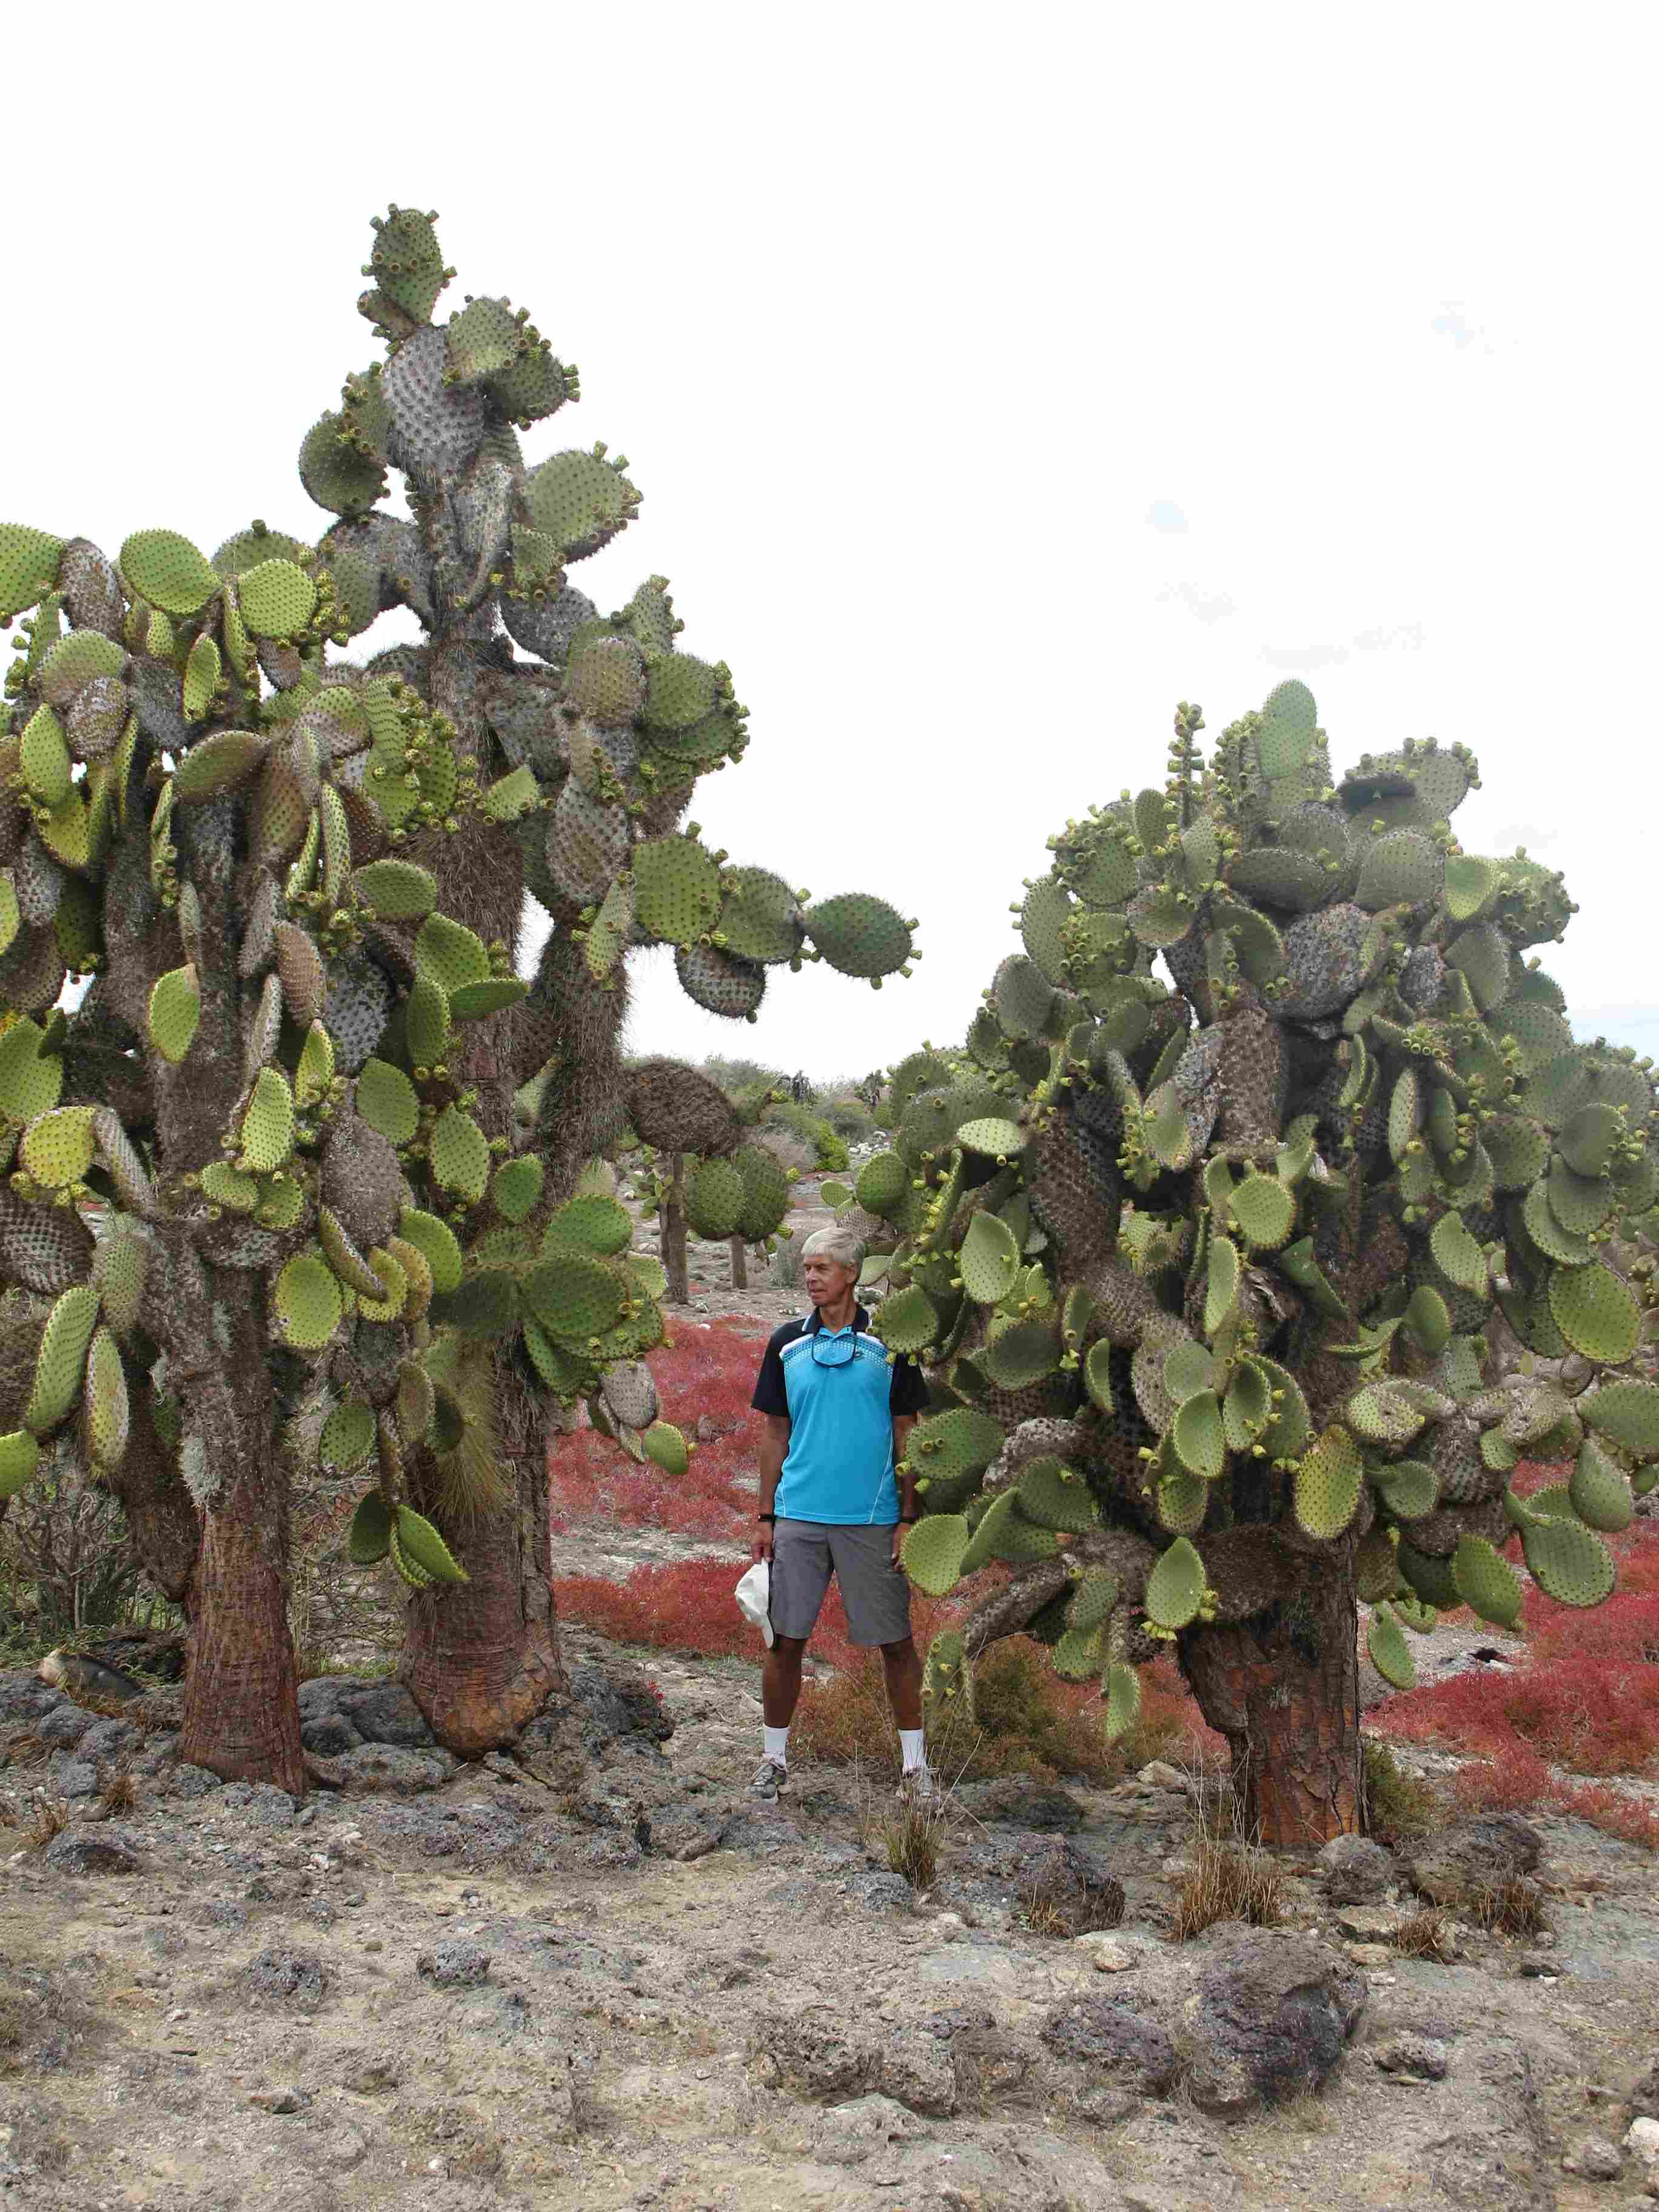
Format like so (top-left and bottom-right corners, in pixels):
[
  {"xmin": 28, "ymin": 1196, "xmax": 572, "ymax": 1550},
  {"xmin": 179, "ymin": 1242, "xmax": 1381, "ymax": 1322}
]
[
  {"xmin": 976, "ymin": 1315, "xmax": 1062, "ymax": 1390},
  {"xmin": 21, "ymin": 706, "xmax": 72, "ymax": 809},
  {"xmin": 1580, "ymin": 1379, "xmax": 1659, "ymax": 1460},
  {"xmin": 0, "ymin": 1020, "xmax": 62, "ymax": 1122},
  {"xmin": 959, "ymin": 1487, "xmax": 1059, "ymax": 1572},
  {"xmin": 1445, "ymin": 921, "xmax": 1509, "ymax": 1011},
  {"xmin": 346, "ymin": 1489, "xmax": 392, "ymax": 1564},
  {"xmin": 523, "ymin": 1248, "xmax": 626, "ymax": 1342},
  {"xmin": 731, "ymin": 1144, "xmax": 791, "ymax": 1242},
  {"xmin": 1356, "ymin": 828, "xmax": 1444, "ymax": 911},
  {"xmin": 632, "ymin": 836, "xmax": 723, "ymax": 947},
  {"xmin": 0, "ymin": 526, "xmax": 64, "ymax": 620},
  {"xmin": 144, "ymin": 965, "xmax": 200, "ymax": 1065},
  {"xmin": 1430, "ymin": 1208, "xmax": 1487, "ymax": 1295},
  {"xmin": 1451, "ymin": 1533, "xmax": 1523, "ymax": 1626},
  {"xmin": 21, "ymin": 1107, "xmax": 96, "ymax": 1190},
  {"xmin": 1548, "ymin": 1262, "xmax": 1640, "ymax": 1364},
  {"xmin": 906, "ymin": 1406, "xmax": 1004, "ymax": 1489},
  {"xmin": 959, "ymin": 1211, "xmax": 1021, "ymax": 1304},
  {"xmin": 1518, "ymin": 1510, "xmax": 1615, "ymax": 1607},
  {"xmin": 1016, "ymin": 1455, "xmax": 1099, "ymax": 1533},
  {"xmin": 872, "ymin": 1284, "xmax": 939, "ymax": 1355},
  {"xmin": 119, "ymin": 528, "xmax": 220, "ymax": 615},
  {"xmin": 1403, "ymin": 1284, "xmax": 1452, "ymax": 1355},
  {"xmin": 1366, "ymin": 1603, "xmax": 1418, "ymax": 1690},
  {"xmin": 81, "ymin": 1327, "xmax": 128, "ymax": 1472},
  {"xmin": 1396, "ymin": 1538, "xmax": 1460, "ymax": 1609},
  {"xmin": 319, "ymin": 1401, "xmax": 377, "ymax": 1475},
  {"xmin": 273, "ymin": 1252, "xmax": 344, "ymax": 1350},
  {"xmin": 352, "ymin": 859, "xmax": 437, "ymax": 921},
  {"xmin": 545, "ymin": 1193, "xmax": 633, "ymax": 1255},
  {"xmin": 414, "ymin": 913, "xmax": 491, "ymax": 996},
  {"xmin": 1293, "ymin": 1426, "xmax": 1364, "ymax": 1539},
  {"xmin": 1228, "ymin": 1173, "xmax": 1296, "ymax": 1252},
  {"xmin": 398, "ymin": 1208, "xmax": 463, "ymax": 1295},
  {"xmin": 354, "ymin": 1059, "xmax": 419, "ymax": 1148},
  {"xmin": 1369, "ymin": 1456, "xmax": 1437, "ymax": 1519},
  {"xmin": 685, "ymin": 1156, "xmax": 746, "ymax": 1240},
  {"xmin": 922, "ymin": 1629, "xmax": 971, "ymax": 1714},
  {"xmin": 430, "ymin": 1104, "xmax": 490, "ymax": 1202},
  {"xmin": 488, "ymin": 1155, "xmax": 544, "ymax": 1225},
  {"xmin": 1101, "ymin": 1660, "xmax": 1142, "ymax": 1742},
  {"xmin": 954, "ymin": 1117, "xmax": 1026, "ymax": 1162},
  {"xmin": 239, "ymin": 1067, "xmax": 296, "ymax": 1174},
  {"xmin": 1346, "ymin": 1381, "xmax": 1429, "ymax": 1448},
  {"xmin": 22, "ymin": 1284, "xmax": 100, "ymax": 1436},
  {"xmin": 803, "ymin": 893, "xmax": 914, "ymax": 979},
  {"xmin": 1067, "ymin": 1567, "xmax": 1122, "ymax": 1636},
  {"xmin": 0, "ymin": 1428, "xmax": 41, "ymax": 1501},
  {"xmin": 394, "ymin": 1504, "xmax": 466, "ymax": 1584},
  {"xmin": 1569, "ymin": 1435, "xmax": 1634, "ymax": 1533},
  {"xmin": 716, "ymin": 868, "xmax": 803, "ymax": 965},
  {"xmin": 1204, "ymin": 1233, "xmax": 1241, "ymax": 1338},
  {"xmin": 523, "ymin": 449, "xmax": 640, "ymax": 563},
  {"xmin": 900, "ymin": 1513, "xmax": 971, "ymax": 1595},
  {"xmin": 1171, "ymin": 1390, "xmax": 1226, "ymax": 1481},
  {"xmin": 1145, "ymin": 1536, "xmax": 1207, "ymax": 1629},
  {"xmin": 854, "ymin": 1151, "xmax": 908, "ymax": 1218}
]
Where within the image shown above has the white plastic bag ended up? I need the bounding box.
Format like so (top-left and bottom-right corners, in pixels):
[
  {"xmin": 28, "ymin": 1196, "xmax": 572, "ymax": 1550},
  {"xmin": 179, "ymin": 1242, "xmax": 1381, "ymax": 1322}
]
[{"xmin": 734, "ymin": 1560, "xmax": 774, "ymax": 1648}]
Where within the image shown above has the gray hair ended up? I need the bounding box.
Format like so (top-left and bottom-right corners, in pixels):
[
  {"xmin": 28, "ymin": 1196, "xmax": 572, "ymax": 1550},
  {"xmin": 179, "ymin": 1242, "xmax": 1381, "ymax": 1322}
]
[{"xmin": 800, "ymin": 1225, "xmax": 866, "ymax": 1272}]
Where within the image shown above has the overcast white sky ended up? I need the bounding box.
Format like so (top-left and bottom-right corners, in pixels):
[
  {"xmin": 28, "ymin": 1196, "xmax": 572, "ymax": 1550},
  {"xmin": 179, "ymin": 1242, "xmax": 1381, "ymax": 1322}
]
[{"xmin": 7, "ymin": 6, "xmax": 1654, "ymax": 1081}]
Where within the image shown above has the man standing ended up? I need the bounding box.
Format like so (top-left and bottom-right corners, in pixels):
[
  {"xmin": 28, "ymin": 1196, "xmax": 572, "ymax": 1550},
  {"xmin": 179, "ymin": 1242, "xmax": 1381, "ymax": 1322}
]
[{"xmin": 747, "ymin": 1227, "xmax": 930, "ymax": 1803}]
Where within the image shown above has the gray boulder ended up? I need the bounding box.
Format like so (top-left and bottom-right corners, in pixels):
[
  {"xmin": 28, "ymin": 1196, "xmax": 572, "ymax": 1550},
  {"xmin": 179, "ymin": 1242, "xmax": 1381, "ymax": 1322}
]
[
  {"xmin": 1316, "ymin": 1833, "xmax": 1396, "ymax": 1904},
  {"xmin": 36, "ymin": 1703, "xmax": 93, "ymax": 1749},
  {"xmin": 1178, "ymin": 1928, "xmax": 1366, "ymax": 2115},
  {"xmin": 45, "ymin": 1822, "xmax": 144, "ymax": 1874},
  {"xmin": 415, "ymin": 1942, "xmax": 491, "ymax": 1988},
  {"xmin": 1406, "ymin": 1814, "xmax": 1541, "ymax": 1908},
  {"xmin": 1041, "ymin": 1995, "xmax": 1179, "ymax": 2096}
]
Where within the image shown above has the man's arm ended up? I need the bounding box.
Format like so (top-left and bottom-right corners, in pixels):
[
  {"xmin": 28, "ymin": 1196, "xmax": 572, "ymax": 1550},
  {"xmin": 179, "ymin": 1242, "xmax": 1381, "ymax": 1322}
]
[{"xmin": 754, "ymin": 1414, "xmax": 789, "ymax": 1561}]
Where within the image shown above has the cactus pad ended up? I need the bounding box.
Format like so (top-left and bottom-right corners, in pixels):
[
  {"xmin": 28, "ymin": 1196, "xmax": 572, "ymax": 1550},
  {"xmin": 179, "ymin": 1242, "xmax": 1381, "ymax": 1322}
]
[
  {"xmin": 429, "ymin": 1104, "xmax": 490, "ymax": 1202},
  {"xmin": 1451, "ymin": 1533, "xmax": 1522, "ymax": 1626},
  {"xmin": 901, "ymin": 1513, "xmax": 971, "ymax": 1595},
  {"xmin": 1548, "ymin": 1262, "xmax": 1640, "ymax": 1363},
  {"xmin": 119, "ymin": 529, "xmax": 219, "ymax": 615},
  {"xmin": 805, "ymin": 894, "xmax": 914, "ymax": 979},
  {"xmin": 1366, "ymin": 1603, "xmax": 1417, "ymax": 1691},
  {"xmin": 273, "ymin": 1252, "xmax": 344, "ymax": 1351},
  {"xmin": 1145, "ymin": 1537, "xmax": 1206, "ymax": 1629},
  {"xmin": 24, "ymin": 1285, "xmax": 100, "ymax": 1435}
]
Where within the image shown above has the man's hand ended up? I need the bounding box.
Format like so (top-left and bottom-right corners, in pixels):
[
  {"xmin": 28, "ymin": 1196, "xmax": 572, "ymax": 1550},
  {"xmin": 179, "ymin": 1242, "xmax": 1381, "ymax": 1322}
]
[
  {"xmin": 751, "ymin": 1524, "xmax": 774, "ymax": 1565},
  {"xmin": 891, "ymin": 1521, "xmax": 907, "ymax": 1569}
]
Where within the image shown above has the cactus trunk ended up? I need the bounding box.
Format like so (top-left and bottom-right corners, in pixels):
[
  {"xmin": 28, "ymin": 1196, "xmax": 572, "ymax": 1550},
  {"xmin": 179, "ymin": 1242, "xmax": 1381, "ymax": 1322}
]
[
  {"xmin": 400, "ymin": 1391, "xmax": 563, "ymax": 1755},
  {"xmin": 729, "ymin": 1233, "xmax": 748, "ymax": 1290},
  {"xmin": 662, "ymin": 1155, "xmax": 689, "ymax": 1304},
  {"xmin": 1178, "ymin": 1561, "xmax": 1361, "ymax": 1851},
  {"xmin": 176, "ymin": 1386, "xmax": 303, "ymax": 1794}
]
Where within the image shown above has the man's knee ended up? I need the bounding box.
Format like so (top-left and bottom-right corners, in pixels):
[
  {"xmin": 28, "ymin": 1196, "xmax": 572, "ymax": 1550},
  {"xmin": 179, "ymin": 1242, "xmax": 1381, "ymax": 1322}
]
[
  {"xmin": 770, "ymin": 1634, "xmax": 807, "ymax": 1661},
  {"xmin": 879, "ymin": 1635, "xmax": 916, "ymax": 1661}
]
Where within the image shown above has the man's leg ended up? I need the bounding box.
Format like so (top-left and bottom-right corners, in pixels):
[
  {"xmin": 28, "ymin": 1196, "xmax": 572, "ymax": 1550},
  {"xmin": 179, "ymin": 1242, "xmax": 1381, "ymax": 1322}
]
[
  {"xmin": 762, "ymin": 1634, "xmax": 808, "ymax": 1730},
  {"xmin": 879, "ymin": 1635, "xmax": 922, "ymax": 1731},
  {"xmin": 753, "ymin": 1522, "xmax": 831, "ymax": 1797}
]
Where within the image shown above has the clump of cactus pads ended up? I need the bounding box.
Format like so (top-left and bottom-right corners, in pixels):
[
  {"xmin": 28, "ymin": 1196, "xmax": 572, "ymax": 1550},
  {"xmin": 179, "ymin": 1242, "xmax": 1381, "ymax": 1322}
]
[
  {"xmin": 866, "ymin": 689, "xmax": 1652, "ymax": 1848},
  {"xmin": 0, "ymin": 202, "xmax": 914, "ymax": 1791}
]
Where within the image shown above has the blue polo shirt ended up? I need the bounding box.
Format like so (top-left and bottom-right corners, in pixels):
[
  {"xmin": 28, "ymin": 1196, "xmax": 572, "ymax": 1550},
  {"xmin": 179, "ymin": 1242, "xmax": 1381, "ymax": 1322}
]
[{"xmin": 751, "ymin": 1302, "xmax": 930, "ymax": 1525}]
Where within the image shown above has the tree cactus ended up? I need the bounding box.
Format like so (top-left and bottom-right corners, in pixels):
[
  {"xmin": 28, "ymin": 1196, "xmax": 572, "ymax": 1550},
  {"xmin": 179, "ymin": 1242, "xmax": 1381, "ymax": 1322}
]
[
  {"xmin": 848, "ymin": 688, "xmax": 1656, "ymax": 1848},
  {"xmin": 0, "ymin": 204, "xmax": 913, "ymax": 1783}
]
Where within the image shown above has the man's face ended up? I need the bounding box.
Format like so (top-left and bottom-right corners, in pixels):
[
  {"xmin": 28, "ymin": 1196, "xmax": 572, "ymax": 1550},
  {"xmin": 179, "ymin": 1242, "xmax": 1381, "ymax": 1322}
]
[{"xmin": 802, "ymin": 1252, "xmax": 857, "ymax": 1309}]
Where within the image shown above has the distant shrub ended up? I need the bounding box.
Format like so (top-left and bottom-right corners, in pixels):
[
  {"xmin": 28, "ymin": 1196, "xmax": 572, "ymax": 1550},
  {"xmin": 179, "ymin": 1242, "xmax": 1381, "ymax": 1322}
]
[
  {"xmin": 762, "ymin": 1101, "xmax": 848, "ymax": 1170},
  {"xmin": 820, "ymin": 1093, "xmax": 876, "ymax": 1142}
]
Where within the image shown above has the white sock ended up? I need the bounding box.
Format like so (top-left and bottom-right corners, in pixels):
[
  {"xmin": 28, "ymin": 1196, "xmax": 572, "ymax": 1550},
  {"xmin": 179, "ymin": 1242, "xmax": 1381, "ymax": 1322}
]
[
  {"xmin": 763, "ymin": 1725, "xmax": 789, "ymax": 1768},
  {"xmin": 900, "ymin": 1729, "xmax": 927, "ymax": 1774}
]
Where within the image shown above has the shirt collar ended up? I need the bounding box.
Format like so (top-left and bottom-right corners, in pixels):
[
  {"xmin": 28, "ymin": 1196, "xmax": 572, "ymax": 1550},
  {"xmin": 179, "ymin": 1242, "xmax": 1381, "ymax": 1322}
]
[{"xmin": 805, "ymin": 1301, "xmax": 869, "ymax": 1338}]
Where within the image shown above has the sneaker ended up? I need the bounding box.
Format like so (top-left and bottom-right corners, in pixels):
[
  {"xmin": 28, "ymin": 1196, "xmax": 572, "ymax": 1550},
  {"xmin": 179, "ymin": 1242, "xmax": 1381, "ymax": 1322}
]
[
  {"xmin": 751, "ymin": 1757, "xmax": 789, "ymax": 1803},
  {"xmin": 896, "ymin": 1765, "xmax": 936, "ymax": 1805}
]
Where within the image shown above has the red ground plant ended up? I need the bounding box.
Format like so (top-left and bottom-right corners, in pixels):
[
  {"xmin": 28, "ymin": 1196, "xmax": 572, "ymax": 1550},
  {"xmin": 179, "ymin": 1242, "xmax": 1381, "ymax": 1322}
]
[{"xmin": 1372, "ymin": 1459, "xmax": 1659, "ymax": 1847}]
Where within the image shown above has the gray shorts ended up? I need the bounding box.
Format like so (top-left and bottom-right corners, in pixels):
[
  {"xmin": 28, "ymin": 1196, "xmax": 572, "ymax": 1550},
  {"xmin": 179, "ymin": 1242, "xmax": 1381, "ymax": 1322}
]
[{"xmin": 769, "ymin": 1518, "xmax": 913, "ymax": 1647}]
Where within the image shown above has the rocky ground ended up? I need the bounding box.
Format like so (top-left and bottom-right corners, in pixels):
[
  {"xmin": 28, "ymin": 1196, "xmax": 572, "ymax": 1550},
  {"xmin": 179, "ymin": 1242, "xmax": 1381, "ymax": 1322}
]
[{"xmin": 3, "ymin": 1626, "xmax": 1659, "ymax": 2212}]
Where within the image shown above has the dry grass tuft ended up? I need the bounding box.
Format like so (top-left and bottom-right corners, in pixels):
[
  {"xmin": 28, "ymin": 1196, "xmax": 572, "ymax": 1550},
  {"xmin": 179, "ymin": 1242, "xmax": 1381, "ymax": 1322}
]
[
  {"xmin": 27, "ymin": 1797, "xmax": 69, "ymax": 1852},
  {"xmin": 99, "ymin": 1763, "xmax": 136, "ymax": 1814},
  {"xmin": 1467, "ymin": 1875, "xmax": 1549, "ymax": 1937},
  {"xmin": 1170, "ymin": 1835, "xmax": 1284, "ymax": 1941},
  {"xmin": 872, "ymin": 1800, "xmax": 942, "ymax": 1891},
  {"xmin": 1389, "ymin": 1907, "xmax": 1456, "ymax": 1962}
]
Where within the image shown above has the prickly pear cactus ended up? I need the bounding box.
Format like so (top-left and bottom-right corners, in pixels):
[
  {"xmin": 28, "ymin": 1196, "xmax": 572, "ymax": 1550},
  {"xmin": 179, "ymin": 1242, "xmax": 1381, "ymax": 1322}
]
[
  {"xmin": 846, "ymin": 689, "xmax": 1656, "ymax": 1845},
  {"xmin": 0, "ymin": 204, "xmax": 913, "ymax": 1781}
]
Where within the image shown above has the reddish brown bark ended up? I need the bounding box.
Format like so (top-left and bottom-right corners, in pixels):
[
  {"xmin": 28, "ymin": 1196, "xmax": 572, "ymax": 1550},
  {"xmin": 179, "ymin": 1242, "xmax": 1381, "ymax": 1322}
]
[
  {"xmin": 176, "ymin": 1419, "xmax": 303, "ymax": 1795},
  {"xmin": 1178, "ymin": 1561, "xmax": 1361, "ymax": 1851},
  {"xmin": 729, "ymin": 1233, "xmax": 748, "ymax": 1290}
]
